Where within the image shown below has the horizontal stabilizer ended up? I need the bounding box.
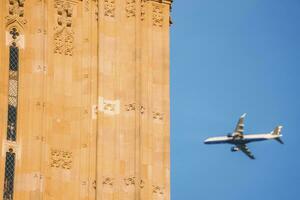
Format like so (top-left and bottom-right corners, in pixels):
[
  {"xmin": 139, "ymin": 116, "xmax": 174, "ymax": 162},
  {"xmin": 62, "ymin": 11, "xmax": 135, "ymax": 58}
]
[{"xmin": 275, "ymin": 138, "xmax": 284, "ymax": 144}]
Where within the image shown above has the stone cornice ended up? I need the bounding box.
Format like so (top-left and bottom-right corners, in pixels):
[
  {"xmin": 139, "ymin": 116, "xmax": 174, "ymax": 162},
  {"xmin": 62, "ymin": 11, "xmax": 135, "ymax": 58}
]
[{"xmin": 145, "ymin": 0, "xmax": 173, "ymax": 6}]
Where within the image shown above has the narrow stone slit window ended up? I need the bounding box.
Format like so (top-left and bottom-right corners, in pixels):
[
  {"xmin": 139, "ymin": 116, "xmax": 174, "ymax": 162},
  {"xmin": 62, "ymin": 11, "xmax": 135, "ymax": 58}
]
[
  {"xmin": 6, "ymin": 45, "xmax": 19, "ymax": 141},
  {"xmin": 3, "ymin": 149, "xmax": 16, "ymax": 200},
  {"xmin": 9, "ymin": 46, "xmax": 19, "ymax": 71}
]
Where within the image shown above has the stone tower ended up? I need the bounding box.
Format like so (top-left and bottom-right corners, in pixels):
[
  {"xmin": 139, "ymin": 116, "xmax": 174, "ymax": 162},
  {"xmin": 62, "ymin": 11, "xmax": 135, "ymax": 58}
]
[{"xmin": 0, "ymin": 0, "xmax": 172, "ymax": 200}]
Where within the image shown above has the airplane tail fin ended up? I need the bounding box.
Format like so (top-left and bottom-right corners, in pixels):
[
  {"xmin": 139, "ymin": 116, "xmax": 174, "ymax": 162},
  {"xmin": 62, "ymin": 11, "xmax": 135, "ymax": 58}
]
[
  {"xmin": 271, "ymin": 126, "xmax": 284, "ymax": 144},
  {"xmin": 271, "ymin": 126, "xmax": 283, "ymax": 136}
]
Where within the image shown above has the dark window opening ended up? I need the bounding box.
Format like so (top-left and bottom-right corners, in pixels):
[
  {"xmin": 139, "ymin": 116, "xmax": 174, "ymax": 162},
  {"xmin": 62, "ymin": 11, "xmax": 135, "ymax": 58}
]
[
  {"xmin": 6, "ymin": 105, "xmax": 17, "ymax": 141},
  {"xmin": 4, "ymin": 41, "xmax": 19, "ymax": 200},
  {"xmin": 3, "ymin": 150, "xmax": 16, "ymax": 200},
  {"xmin": 6, "ymin": 45, "xmax": 19, "ymax": 142},
  {"xmin": 9, "ymin": 46, "xmax": 19, "ymax": 71}
]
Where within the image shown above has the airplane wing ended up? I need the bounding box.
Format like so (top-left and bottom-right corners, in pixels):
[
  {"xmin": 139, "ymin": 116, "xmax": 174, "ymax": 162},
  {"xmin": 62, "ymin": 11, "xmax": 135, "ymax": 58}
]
[
  {"xmin": 234, "ymin": 113, "xmax": 246, "ymax": 137},
  {"xmin": 237, "ymin": 144, "xmax": 255, "ymax": 160}
]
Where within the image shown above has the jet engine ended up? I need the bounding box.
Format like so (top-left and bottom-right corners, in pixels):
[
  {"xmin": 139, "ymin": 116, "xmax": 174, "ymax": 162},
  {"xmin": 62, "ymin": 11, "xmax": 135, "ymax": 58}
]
[
  {"xmin": 231, "ymin": 146, "xmax": 239, "ymax": 152},
  {"xmin": 227, "ymin": 133, "xmax": 233, "ymax": 137}
]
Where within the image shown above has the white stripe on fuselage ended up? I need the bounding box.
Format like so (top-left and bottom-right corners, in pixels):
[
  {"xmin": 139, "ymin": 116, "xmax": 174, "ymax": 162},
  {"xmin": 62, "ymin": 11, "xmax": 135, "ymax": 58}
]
[
  {"xmin": 204, "ymin": 136, "xmax": 231, "ymax": 143},
  {"xmin": 244, "ymin": 133, "xmax": 280, "ymax": 140},
  {"xmin": 204, "ymin": 133, "xmax": 282, "ymax": 144}
]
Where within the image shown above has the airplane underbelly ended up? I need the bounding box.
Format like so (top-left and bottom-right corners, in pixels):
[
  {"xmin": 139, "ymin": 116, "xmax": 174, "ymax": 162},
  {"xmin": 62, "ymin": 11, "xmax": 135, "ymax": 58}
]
[
  {"xmin": 245, "ymin": 138, "xmax": 267, "ymax": 143},
  {"xmin": 204, "ymin": 140, "xmax": 230, "ymax": 144}
]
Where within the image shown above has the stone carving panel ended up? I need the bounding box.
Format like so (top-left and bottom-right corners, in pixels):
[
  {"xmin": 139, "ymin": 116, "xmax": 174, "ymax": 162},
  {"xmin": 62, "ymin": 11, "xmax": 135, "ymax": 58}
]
[
  {"xmin": 6, "ymin": 0, "xmax": 27, "ymax": 25},
  {"xmin": 104, "ymin": 0, "xmax": 116, "ymax": 18},
  {"xmin": 124, "ymin": 176, "xmax": 136, "ymax": 186},
  {"xmin": 50, "ymin": 149, "xmax": 73, "ymax": 170},
  {"xmin": 99, "ymin": 97, "xmax": 120, "ymax": 115},
  {"xmin": 152, "ymin": 4, "xmax": 163, "ymax": 27},
  {"xmin": 84, "ymin": 0, "xmax": 89, "ymax": 11},
  {"xmin": 103, "ymin": 177, "xmax": 114, "ymax": 186},
  {"xmin": 140, "ymin": 0, "xmax": 146, "ymax": 21},
  {"xmin": 153, "ymin": 111, "xmax": 164, "ymax": 121},
  {"xmin": 153, "ymin": 185, "xmax": 164, "ymax": 195},
  {"xmin": 126, "ymin": 0, "xmax": 136, "ymax": 18},
  {"xmin": 54, "ymin": 1, "xmax": 75, "ymax": 56},
  {"xmin": 125, "ymin": 103, "xmax": 136, "ymax": 112},
  {"xmin": 94, "ymin": 0, "xmax": 99, "ymax": 20},
  {"xmin": 124, "ymin": 103, "xmax": 147, "ymax": 115},
  {"xmin": 140, "ymin": 105, "xmax": 146, "ymax": 114}
]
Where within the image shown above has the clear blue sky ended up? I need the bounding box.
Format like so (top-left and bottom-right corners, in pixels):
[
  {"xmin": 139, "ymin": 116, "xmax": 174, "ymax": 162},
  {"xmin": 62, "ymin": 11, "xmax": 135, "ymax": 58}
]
[{"xmin": 170, "ymin": 1, "xmax": 300, "ymax": 200}]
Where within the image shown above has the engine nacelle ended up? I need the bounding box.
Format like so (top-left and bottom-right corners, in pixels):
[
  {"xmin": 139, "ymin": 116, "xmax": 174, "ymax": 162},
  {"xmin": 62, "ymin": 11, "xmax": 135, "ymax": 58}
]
[
  {"xmin": 227, "ymin": 133, "xmax": 233, "ymax": 138},
  {"xmin": 231, "ymin": 146, "xmax": 239, "ymax": 152}
]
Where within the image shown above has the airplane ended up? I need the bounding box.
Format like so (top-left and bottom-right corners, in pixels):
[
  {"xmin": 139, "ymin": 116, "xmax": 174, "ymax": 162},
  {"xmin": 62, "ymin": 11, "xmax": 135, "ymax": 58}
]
[{"xmin": 204, "ymin": 113, "xmax": 283, "ymax": 159}]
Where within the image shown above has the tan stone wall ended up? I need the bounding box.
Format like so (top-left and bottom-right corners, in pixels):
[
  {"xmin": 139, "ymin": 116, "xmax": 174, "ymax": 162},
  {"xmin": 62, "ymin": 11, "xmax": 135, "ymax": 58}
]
[{"xmin": 0, "ymin": 0, "xmax": 171, "ymax": 199}]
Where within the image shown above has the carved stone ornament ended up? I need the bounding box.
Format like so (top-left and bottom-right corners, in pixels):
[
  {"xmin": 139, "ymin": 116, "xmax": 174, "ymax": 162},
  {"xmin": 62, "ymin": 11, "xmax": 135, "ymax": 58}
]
[
  {"xmin": 103, "ymin": 177, "xmax": 114, "ymax": 186},
  {"xmin": 50, "ymin": 149, "xmax": 73, "ymax": 170},
  {"xmin": 6, "ymin": 0, "xmax": 27, "ymax": 25},
  {"xmin": 125, "ymin": 103, "xmax": 136, "ymax": 111},
  {"xmin": 104, "ymin": 0, "xmax": 116, "ymax": 18},
  {"xmin": 124, "ymin": 176, "xmax": 136, "ymax": 186},
  {"xmin": 94, "ymin": 0, "xmax": 99, "ymax": 20},
  {"xmin": 139, "ymin": 179, "xmax": 145, "ymax": 189},
  {"xmin": 153, "ymin": 185, "xmax": 164, "ymax": 195},
  {"xmin": 2, "ymin": 140, "xmax": 21, "ymax": 160},
  {"xmin": 6, "ymin": 27, "xmax": 25, "ymax": 48},
  {"xmin": 141, "ymin": 0, "xmax": 146, "ymax": 21},
  {"xmin": 140, "ymin": 105, "xmax": 146, "ymax": 114},
  {"xmin": 54, "ymin": 1, "xmax": 75, "ymax": 56},
  {"xmin": 152, "ymin": 4, "xmax": 163, "ymax": 27},
  {"xmin": 153, "ymin": 111, "xmax": 164, "ymax": 121},
  {"xmin": 84, "ymin": 0, "xmax": 89, "ymax": 11},
  {"xmin": 99, "ymin": 97, "xmax": 120, "ymax": 115},
  {"xmin": 126, "ymin": 0, "xmax": 136, "ymax": 18}
]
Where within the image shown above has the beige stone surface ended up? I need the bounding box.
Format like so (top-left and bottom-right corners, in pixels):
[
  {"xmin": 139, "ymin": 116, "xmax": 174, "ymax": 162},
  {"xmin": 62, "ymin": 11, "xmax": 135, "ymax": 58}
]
[{"xmin": 0, "ymin": 0, "xmax": 171, "ymax": 199}]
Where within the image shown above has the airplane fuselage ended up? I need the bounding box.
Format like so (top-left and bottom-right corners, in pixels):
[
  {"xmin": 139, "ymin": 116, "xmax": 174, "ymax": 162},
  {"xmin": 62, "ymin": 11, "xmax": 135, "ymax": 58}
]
[{"xmin": 204, "ymin": 133, "xmax": 282, "ymax": 145}]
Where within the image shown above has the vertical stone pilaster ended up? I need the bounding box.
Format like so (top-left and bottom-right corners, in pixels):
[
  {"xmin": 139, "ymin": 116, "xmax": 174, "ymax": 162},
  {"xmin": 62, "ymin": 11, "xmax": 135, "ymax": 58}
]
[{"xmin": 139, "ymin": 1, "xmax": 171, "ymax": 200}]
